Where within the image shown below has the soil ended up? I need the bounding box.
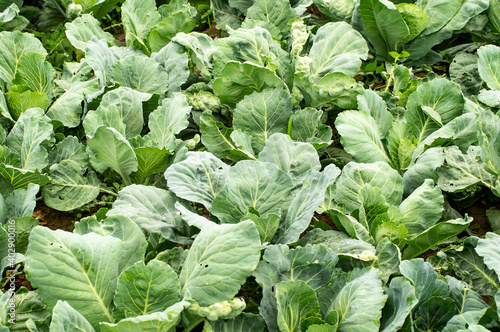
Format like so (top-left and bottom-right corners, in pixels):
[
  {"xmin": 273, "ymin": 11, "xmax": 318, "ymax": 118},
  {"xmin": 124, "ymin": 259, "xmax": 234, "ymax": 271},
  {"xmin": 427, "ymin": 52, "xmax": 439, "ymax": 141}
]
[
  {"xmin": 414, "ymin": 71, "xmax": 428, "ymax": 78},
  {"xmin": 314, "ymin": 212, "xmax": 339, "ymax": 231},
  {"xmin": 3, "ymin": 267, "xmax": 33, "ymax": 292},
  {"xmin": 458, "ymin": 199, "xmax": 494, "ymax": 238},
  {"xmin": 306, "ymin": 5, "xmax": 326, "ymax": 18},
  {"xmin": 199, "ymin": 206, "xmax": 212, "ymax": 221},
  {"xmin": 418, "ymin": 249, "xmax": 439, "ymax": 261},
  {"xmin": 115, "ymin": 31, "xmax": 126, "ymax": 44},
  {"xmin": 203, "ymin": 20, "xmax": 220, "ymax": 39},
  {"xmin": 32, "ymin": 201, "xmax": 100, "ymax": 232},
  {"xmin": 32, "ymin": 201, "xmax": 76, "ymax": 232}
]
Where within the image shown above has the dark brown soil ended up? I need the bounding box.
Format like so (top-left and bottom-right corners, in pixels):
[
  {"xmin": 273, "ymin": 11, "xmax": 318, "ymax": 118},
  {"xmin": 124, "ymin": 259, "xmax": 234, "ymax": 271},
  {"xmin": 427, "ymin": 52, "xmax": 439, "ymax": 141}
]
[
  {"xmin": 306, "ymin": 5, "xmax": 326, "ymax": 18},
  {"xmin": 199, "ymin": 206, "xmax": 212, "ymax": 221},
  {"xmin": 115, "ymin": 31, "xmax": 126, "ymax": 44},
  {"xmin": 314, "ymin": 212, "xmax": 339, "ymax": 231},
  {"xmin": 204, "ymin": 20, "xmax": 220, "ymax": 39},
  {"xmin": 3, "ymin": 267, "xmax": 33, "ymax": 292},
  {"xmin": 13, "ymin": 272, "xmax": 32, "ymax": 292},
  {"xmin": 32, "ymin": 202, "xmax": 76, "ymax": 232},
  {"xmin": 418, "ymin": 249, "xmax": 439, "ymax": 261},
  {"xmin": 458, "ymin": 199, "xmax": 494, "ymax": 238}
]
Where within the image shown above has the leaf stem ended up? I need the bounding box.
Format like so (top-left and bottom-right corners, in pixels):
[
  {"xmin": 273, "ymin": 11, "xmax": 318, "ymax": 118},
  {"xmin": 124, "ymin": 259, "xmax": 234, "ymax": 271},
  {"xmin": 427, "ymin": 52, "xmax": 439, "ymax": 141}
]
[
  {"xmin": 121, "ymin": 173, "xmax": 132, "ymax": 187},
  {"xmin": 103, "ymin": 22, "xmax": 123, "ymax": 31},
  {"xmin": 99, "ymin": 188, "xmax": 118, "ymax": 197}
]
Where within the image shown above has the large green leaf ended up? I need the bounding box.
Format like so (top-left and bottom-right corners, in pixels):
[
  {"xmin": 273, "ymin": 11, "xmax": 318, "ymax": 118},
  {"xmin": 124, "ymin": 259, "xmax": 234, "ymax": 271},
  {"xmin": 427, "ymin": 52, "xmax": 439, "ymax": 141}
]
[
  {"xmin": 74, "ymin": 214, "xmax": 147, "ymax": 273},
  {"xmin": 178, "ymin": 209, "xmax": 260, "ymax": 306},
  {"xmin": 288, "ymin": 108, "xmax": 333, "ymax": 149},
  {"xmin": 84, "ymin": 37, "xmax": 117, "ymax": 87},
  {"xmin": 356, "ymin": 90, "xmax": 393, "ymax": 136},
  {"xmin": 12, "ymin": 290, "xmax": 51, "ymax": 331},
  {"xmin": 479, "ymin": 90, "xmax": 500, "ymax": 108},
  {"xmin": 476, "ymin": 232, "xmax": 500, "ymax": 278},
  {"xmin": 6, "ymin": 108, "xmax": 54, "ymax": 171},
  {"xmin": 10, "ymin": 216, "xmax": 38, "ymax": 255},
  {"xmin": 313, "ymin": 0, "xmax": 355, "ymax": 21},
  {"xmin": 276, "ymin": 165, "xmax": 340, "ymax": 244},
  {"xmin": 253, "ymin": 244, "xmax": 338, "ymax": 332},
  {"xmin": 213, "ymin": 26, "xmax": 290, "ymax": 81},
  {"xmin": 6, "ymin": 86, "xmax": 49, "ymax": 120},
  {"xmin": 324, "ymin": 269, "xmax": 387, "ymax": 331},
  {"xmin": 211, "ymin": 161, "xmax": 294, "ymax": 223},
  {"xmin": 0, "ymin": 2, "xmax": 19, "ymax": 25},
  {"xmin": 449, "ymin": 52, "xmax": 482, "ymax": 97},
  {"xmin": 487, "ymin": 0, "xmax": 500, "ymax": 34},
  {"xmin": 309, "ymin": 22, "xmax": 368, "ymax": 78},
  {"xmin": 165, "ymin": 151, "xmax": 228, "ymax": 209},
  {"xmin": 148, "ymin": 1, "xmax": 197, "ymax": 52},
  {"xmin": 172, "ymin": 32, "xmax": 215, "ymax": 79},
  {"xmin": 399, "ymin": 179, "xmax": 444, "ymax": 234},
  {"xmin": 399, "ymin": 258, "xmax": 449, "ymax": 313},
  {"xmin": 447, "ymin": 237, "xmax": 500, "ymax": 295},
  {"xmin": 148, "ymin": 93, "xmax": 191, "ymax": 152},
  {"xmin": 151, "ymin": 42, "xmax": 189, "ymax": 94},
  {"xmin": 114, "ymin": 260, "xmax": 180, "ymax": 318},
  {"xmin": 42, "ymin": 160, "xmax": 100, "ymax": 211},
  {"xmin": 4, "ymin": 183, "xmax": 38, "ymax": 220},
  {"xmin": 246, "ymin": 0, "xmax": 297, "ymax": 34},
  {"xmin": 199, "ymin": 110, "xmax": 250, "ymax": 161},
  {"xmin": 87, "ymin": 126, "xmax": 138, "ymax": 185},
  {"xmin": 107, "ymin": 185, "xmax": 190, "ymax": 244},
  {"xmin": 13, "ymin": 52, "xmax": 54, "ymax": 99},
  {"xmin": 380, "ymin": 277, "xmax": 418, "ymax": 332},
  {"xmin": 403, "ymin": 216, "xmax": 472, "ymax": 259},
  {"xmin": 298, "ymin": 229, "xmax": 376, "ymax": 260},
  {"xmin": 276, "ymin": 281, "xmax": 320, "ymax": 332},
  {"xmin": 48, "ymin": 136, "xmax": 88, "ymax": 166},
  {"xmin": 258, "ymin": 133, "xmax": 321, "ymax": 185},
  {"xmin": 442, "ymin": 308, "xmax": 496, "ymax": 332},
  {"xmin": 407, "ymin": 0, "xmax": 489, "ymax": 61},
  {"xmin": 404, "ymin": 147, "xmax": 444, "ymax": 195},
  {"xmin": 0, "ymin": 31, "xmax": 46, "ymax": 87},
  {"xmin": 335, "ymin": 110, "xmax": 393, "ymax": 166},
  {"xmin": 100, "ymin": 301, "xmax": 188, "ymax": 332},
  {"xmin": 396, "ymin": 3, "xmax": 429, "ymax": 46},
  {"xmin": 0, "ymin": 164, "xmax": 50, "ymax": 197},
  {"xmin": 416, "ymin": 0, "xmax": 460, "ymax": 36},
  {"xmin": 353, "ymin": 0, "xmax": 409, "ymax": 59},
  {"xmin": 233, "ymin": 88, "xmax": 292, "ymax": 153},
  {"xmin": 46, "ymin": 79, "xmax": 101, "ymax": 128},
  {"xmin": 50, "ymin": 301, "xmax": 95, "ymax": 332},
  {"xmin": 121, "ymin": 0, "xmax": 161, "ymax": 53},
  {"xmin": 437, "ymin": 146, "xmax": 496, "ymax": 193},
  {"xmin": 132, "ymin": 146, "xmax": 169, "ymax": 183},
  {"xmin": 446, "ymin": 276, "xmax": 491, "ymax": 314},
  {"xmin": 334, "ymin": 162, "xmax": 404, "ymax": 213},
  {"xmin": 414, "ymin": 296, "xmax": 455, "ymax": 331},
  {"xmin": 213, "ymin": 61, "xmax": 287, "ymax": 105},
  {"xmin": 411, "ymin": 112, "xmax": 478, "ymax": 164},
  {"xmin": 477, "ymin": 109, "xmax": 500, "ymax": 179},
  {"xmin": 65, "ymin": 14, "xmax": 115, "ymax": 52},
  {"xmin": 405, "ymin": 78, "xmax": 465, "ymax": 146},
  {"xmin": 110, "ymin": 56, "xmax": 169, "ymax": 95},
  {"xmin": 84, "ymin": 104, "xmax": 127, "ymax": 138},
  {"xmin": 25, "ymin": 227, "xmax": 123, "ymax": 327}
]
